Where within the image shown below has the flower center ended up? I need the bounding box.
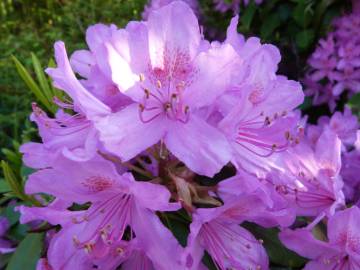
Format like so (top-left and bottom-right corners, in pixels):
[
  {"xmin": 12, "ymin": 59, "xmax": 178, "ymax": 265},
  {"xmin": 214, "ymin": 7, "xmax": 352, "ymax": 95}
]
[{"xmin": 137, "ymin": 47, "xmax": 196, "ymax": 123}]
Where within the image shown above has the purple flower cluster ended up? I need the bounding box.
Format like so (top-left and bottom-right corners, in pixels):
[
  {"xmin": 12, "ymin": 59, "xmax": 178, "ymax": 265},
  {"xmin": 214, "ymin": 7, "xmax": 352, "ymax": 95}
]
[
  {"xmin": 305, "ymin": 3, "xmax": 360, "ymax": 110},
  {"xmin": 142, "ymin": 0, "xmax": 199, "ymax": 19},
  {"xmin": 14, "ymin": 1, "xmax": 360, "ymax": 270},
  {"xmin": 213, "ymin": 0, "xmax": 264, "ymax": 14}
]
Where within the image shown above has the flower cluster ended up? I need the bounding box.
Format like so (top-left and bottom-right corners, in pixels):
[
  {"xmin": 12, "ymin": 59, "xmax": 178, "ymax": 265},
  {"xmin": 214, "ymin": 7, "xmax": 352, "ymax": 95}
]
[
  {"xmin": 142, "ymin": 0, "xmax": 199, "ymax": 19},
  {"xmin": 14, "ymin": 1, "xmax": 360, "ymax": 270},
  {"xmin": 213, "ymin": 0, "xmax": 264, "ymax": 14},
  {"xmin": 305, "ymin": 3, "xmax": 360, "ymax": 110}
]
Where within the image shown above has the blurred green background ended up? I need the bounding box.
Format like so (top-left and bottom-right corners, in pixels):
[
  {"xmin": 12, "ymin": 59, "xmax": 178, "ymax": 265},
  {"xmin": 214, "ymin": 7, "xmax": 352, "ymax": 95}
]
[{"xmin": 0, "ymin": 0, "xmax": 148, "ymax": 158}]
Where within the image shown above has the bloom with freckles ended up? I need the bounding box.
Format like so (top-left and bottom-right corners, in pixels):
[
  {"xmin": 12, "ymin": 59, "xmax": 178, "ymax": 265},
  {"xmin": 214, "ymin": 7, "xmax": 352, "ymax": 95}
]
[
  {"xmin": 20, "ymin": 103, "xmax": 97, "ymax": 168},
  {"xmin": 184, "ymin": 197, "xmax": 269, "ymax": 270},
  {"xmin": 215, "ymin": 16, "xmax": 304, "ymax": 176},
  {"xmin": 280, "ymin": 206, "xmax": 360, "ymax": 270},
  {"xmin": 270, "ymin": 128, "xmax": 344, "ymax": 217},
  {"xmin": 19, "ymin": 154, "xmax": 182, "ymax": 270},
  {"xmin": 90, "ymin": 1, "xmax": 240, "ymax": 177}
]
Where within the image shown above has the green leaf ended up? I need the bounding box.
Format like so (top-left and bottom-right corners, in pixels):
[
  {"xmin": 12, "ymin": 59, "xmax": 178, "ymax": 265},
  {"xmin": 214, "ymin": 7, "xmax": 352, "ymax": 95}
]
[
  {"xmin": 31, "ymin": 53, "xmax": 56, "ymax": 113},
  {"xmin": 202, "ymin": 251, "xmax": 217, "ymax": 270},
  {"xmin": 277, "ymin": 3, "xmax": 292, "ymax": 22},
  {"xmin": 1, "ymin": 161, "xmax": 25, "ymax": 200},
  {"xmin": 260, "ymin": 14, "xmax": 282, "ymax": 40},
  {"xmin": 292, "ymin": 1, "xmax": 313, "ymax": 28},
  {"xmin": 1, "ymin": 161, "xmax": 40, "ymax": 206},
  {"xmin": 167, "ymin": 216, "xmax": 189, "ymax": 247},
  {"xmin": 296, "ymin": 29, "xmax": 315, "ymax": 50},
  {"xmin": 243, "ymin": 223, "xmax": 307, "ymax": 267},
  {"xmin": 0, "ymin": 253, "xmax": 12, "ymax": 269},
  {"xmin": 11, "ymin": 56, "xmax": 53, "ymax": 112},
  {"xmin": 6, "ymin": 233, "xmax": 43, "ymax": 270},
  {"xmin": 0, "ymin": 179, "xmax": 11, "ymax": 193},
  {"xmin": 240, "ymin": 1, "xmax": 257, "ymax": 31},
  {"xmin": 2, "ymin": 204, "xmax": 20, "ymax": 226},
  {"xmin": 314, "ymin": 0, "xmax": 336, "ymax": 31},
  {"xmin": 20, "ymin": 166, "xmax": 35, "ymax": 179},
  {"xmin": 348, "ymin": 93, "xmax": 360, "ymax": 109},
  {"xmin": 1, "ymin": 148, "xmax": 21, "ymax": 167}
]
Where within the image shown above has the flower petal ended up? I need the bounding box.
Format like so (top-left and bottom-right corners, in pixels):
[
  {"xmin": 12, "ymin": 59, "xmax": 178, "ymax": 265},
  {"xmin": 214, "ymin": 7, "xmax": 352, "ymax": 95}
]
[
  {"xmin": 165, "ymin": 115, "xmax": 232, "ymax": 177},
  {"xmin": 46, "ymin": 41, "xmax": 111, "ymax": 119},
  {"xmin": 95, "ymin": 103, "xmax": 166, "ymax": 162},
  {"xmin": 147, "ymin": 1, "xmax": 200, "ymax": 69}
]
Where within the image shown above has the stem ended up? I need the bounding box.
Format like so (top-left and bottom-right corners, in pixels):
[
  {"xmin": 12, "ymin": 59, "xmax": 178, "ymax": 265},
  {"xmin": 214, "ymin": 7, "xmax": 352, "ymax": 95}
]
[{"xmin": 122, "ymin": 162, "xmax": 154, "ymax": 179}]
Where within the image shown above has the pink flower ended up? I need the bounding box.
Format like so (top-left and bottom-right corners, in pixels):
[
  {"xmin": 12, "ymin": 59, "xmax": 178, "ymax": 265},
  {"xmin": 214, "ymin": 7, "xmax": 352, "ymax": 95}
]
[
  {"xmin": 305, "ymin": 3, "xmax": 360, "ymax": 107},
  {"xmin": 20, "ymin": 104, "xmax": 97, "ymax": 168},
  {"xmin": 91, "ymin": 2, "xmax": 240, "ymax": 177},
  {"xmin": 269, "ymin": 128, "xmax": 344, "ymax": 217},
  {"xmin": 305, "ymin": 107, "xmax": 359, "ymax": 150},
  {"xmin": 341, "ymin": 149, "xmax": 360, "ymax": 202},
  {"xmin": 279, "ymin": 206, "xmax": 360, "ymax": 269},
  {"xmin": 185, "ymin": 199, "xmax": 269, "ymax": 270},
  {"xmin": 70, "ymin": 24, "xmax": 133, "ymax": 111},
  {"xmin": 19, "ymin": 154, "xmax": 182, "ymax": 270},
  {"xmin": 217, "ymin": 171, "xmax": 296, "ymax": 227},
  {"xmin": 217, "ymin": 17, "xmax": 304, "ymax": 176}
]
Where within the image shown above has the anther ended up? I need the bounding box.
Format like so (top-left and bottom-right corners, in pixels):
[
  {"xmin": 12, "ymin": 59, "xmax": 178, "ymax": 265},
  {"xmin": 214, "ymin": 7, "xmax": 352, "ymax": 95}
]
[
  {"xmin": 265, "ymin": 117, "xmax": 271, "ymax": 125},
  {"xmin": 164, "ymin": 103, "xmax": 171, "ymax": 111},
  {"xmin": 139, "ymin": 104, "xmax": 145, "ymax": 112},
  {"xmin": 139, "ymin": 73, "xmax": 145, "ymax": 82},
  {"xmin": 84, "ymin": 243, "xmax": 94, "ymax": 254},
  {"xmin": 285, "ymin": 131, "xmax": 290, "ymax": 140},
  {"xmin": 71, "ymin": 217, "xmax": 79, "ymax": 224},
  {"xmin": 72, "ymin": 235, "xmax": 80, "ymax": 246},
  {"xmin": 184, "ymin": 105, "xmax": 190, "ymax": 114},
  {"xmin": 144, "ymin": 88, "xmax": 150, "ymax": 99},
  {"xmin": 156, "ymin": 80, "xmax": 162, "ymax": 89},
  {"xmin": 116, "ymin": 247, "xmax": 124, "ymax": 255}
]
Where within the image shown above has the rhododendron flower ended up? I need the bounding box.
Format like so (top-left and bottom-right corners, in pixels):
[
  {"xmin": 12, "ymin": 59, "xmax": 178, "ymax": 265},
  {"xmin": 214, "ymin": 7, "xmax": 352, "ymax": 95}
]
[
  {"xmin": 92, "ymin": 1, "xmax": 240, "ymax": 177},
  {"xmin": 341, "ymin": 148, "xmax": 360, "ymax": 202},
  {"xmin": 69, "ymin": 24, "xmax": 133, "ymax": 111},
  {"xmin": 218, "ymin": 172, "xmax": 296, "ymax": 227},
  {"xmin": 216, "ymin": 17, "xmax": 304, "ymax": 176},
  {"xmin": 280, "ymin": 206, "xmax": 360, "ymax": 269},
  {"xmin": 269, "ymin": 128, "xmax": 344, "ymax": 217},
  {"xmin": 12, "ymin": 1, "xmax": 347, "ymax": 269},
  {"xmin": 305, "ymin": 2, "xmax": 360, "ymax": 108},
  {"xmin": 185, "ymin": 200, "xmax": 269, "ymax": 270},
  {"xmin": 305, "ymin": 107, "xmax": 359, "ymax": 150},
  {"xmin": 20, "ymin": 104, "xmax": 97, "ymax": 168},
  {"xmin": 19, "ymin": 155, "xmax": 182, "ymax": 270}
]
